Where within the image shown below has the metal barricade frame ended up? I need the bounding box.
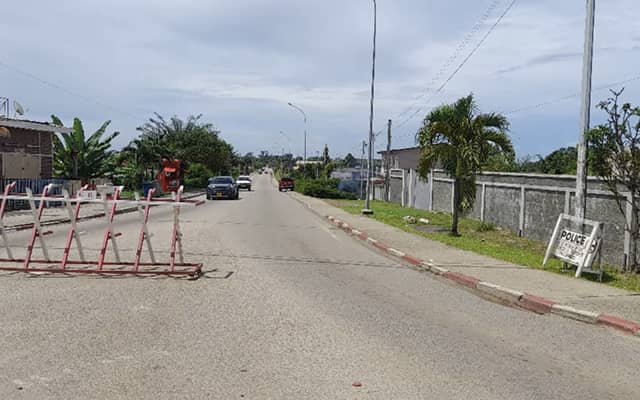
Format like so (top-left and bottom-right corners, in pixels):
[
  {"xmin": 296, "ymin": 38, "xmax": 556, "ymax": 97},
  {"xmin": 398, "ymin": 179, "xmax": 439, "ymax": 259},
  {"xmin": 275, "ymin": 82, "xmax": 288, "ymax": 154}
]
[{"xmin": 0, "ymin": 183, "xmax": 204, "ymax": 278}]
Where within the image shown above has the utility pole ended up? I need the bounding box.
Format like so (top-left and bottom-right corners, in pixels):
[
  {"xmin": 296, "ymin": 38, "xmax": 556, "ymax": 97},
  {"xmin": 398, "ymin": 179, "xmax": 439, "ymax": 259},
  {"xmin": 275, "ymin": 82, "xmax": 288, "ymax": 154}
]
[
  {"xmin": 360, "ymin": 140, "xmax": 366, "ymax": 200},
  {"xmin": 575, "ymin": 0, "xmax": 596, "ymax": 221},
  {"xmin": 385, "ymin": 119, "xmax": 392, "ymax": 202},
  {"xmin": 362, "ymin": 0, "xmax": 376, "ymax": 215}
]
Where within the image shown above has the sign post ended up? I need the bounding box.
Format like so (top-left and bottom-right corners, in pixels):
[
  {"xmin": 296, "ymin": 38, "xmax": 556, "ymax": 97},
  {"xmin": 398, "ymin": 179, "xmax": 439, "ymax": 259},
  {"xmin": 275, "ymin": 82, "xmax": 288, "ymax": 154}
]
[{"xmin": 544, "ymin": 213, "xmax": 604, "ymax": 280}]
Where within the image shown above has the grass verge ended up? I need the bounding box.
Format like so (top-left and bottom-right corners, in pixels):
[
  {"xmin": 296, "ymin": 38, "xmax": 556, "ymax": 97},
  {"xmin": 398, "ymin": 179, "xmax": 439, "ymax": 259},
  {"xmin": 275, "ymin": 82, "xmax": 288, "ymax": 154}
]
[{"xmin": 327, "ymin": 199, "xmax": 640, "ymax": 293}]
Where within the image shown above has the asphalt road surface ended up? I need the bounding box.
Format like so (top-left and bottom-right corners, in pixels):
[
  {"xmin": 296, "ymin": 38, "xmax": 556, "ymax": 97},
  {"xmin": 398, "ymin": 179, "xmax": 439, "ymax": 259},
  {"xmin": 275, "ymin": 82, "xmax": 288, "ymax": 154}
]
[{"xmin": 0, "ymin": 174, "xmax": 638, "ymax": 399}]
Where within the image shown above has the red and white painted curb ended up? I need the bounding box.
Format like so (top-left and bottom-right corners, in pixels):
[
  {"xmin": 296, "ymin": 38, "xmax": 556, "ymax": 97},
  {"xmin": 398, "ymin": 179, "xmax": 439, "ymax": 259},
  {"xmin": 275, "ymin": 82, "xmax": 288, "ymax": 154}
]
[{"xmin": 326, "ymin": 215, "xmax": 640, "ymax": 338}]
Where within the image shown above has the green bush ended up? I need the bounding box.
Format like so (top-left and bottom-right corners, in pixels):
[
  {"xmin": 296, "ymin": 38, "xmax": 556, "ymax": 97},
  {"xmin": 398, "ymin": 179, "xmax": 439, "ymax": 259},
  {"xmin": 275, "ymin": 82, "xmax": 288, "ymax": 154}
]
[
  {"xmin": 184, "ymin": 163, "xmax": 213, "ymax": 189},
  {"xmin": 295, "ymin": 178, "xmax": 356, "ymax": 199},
  {"xmin": 477, "ymin": 221, "xmax": 497, "ymax": 232}
]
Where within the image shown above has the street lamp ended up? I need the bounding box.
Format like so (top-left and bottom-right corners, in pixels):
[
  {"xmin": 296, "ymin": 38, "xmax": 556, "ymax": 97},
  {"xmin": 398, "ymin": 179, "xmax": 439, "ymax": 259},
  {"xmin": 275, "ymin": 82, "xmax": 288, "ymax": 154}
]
[
  {"xmin": 288, "ymin": 102, "xmax": 307, "ymax": 163},
  {"xmin": 362, "ymin": 0, "xmax": 377, "ymax": 215}
]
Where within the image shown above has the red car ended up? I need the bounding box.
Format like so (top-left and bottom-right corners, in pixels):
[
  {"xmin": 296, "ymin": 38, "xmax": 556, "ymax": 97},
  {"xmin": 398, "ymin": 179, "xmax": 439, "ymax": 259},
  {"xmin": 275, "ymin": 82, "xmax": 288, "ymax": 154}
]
[{"xmin": 278, "ymin": 177, "xmax": 294, "ymax": 192}]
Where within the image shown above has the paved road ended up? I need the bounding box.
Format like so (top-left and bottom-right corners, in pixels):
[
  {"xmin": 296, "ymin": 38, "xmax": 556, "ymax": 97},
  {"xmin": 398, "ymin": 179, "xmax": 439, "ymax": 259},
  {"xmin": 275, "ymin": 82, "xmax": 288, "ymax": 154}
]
[{"xmin": 0, "ymin": 174, "xmax": 638, "ymax": 399}]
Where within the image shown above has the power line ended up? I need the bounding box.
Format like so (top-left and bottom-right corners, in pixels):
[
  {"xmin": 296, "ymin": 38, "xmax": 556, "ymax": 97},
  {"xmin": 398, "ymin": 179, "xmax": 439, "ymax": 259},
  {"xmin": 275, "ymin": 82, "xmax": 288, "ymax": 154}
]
[
  {"xmin": 393, "ymin": 0, "xmax": 518, "ymax": 133},
  {"xmin": 387, "ymin": 0, "xmax": 517, "ymax": 147},
  {"xmin": 394, "ymin": 0, "xmax": 501, "ymax": 121},
  {"xmin": 373, "ymin": 0, "xmax": 503, "ymax": 138},
  {"xmin": 505, "ymin": 74, "xmax": 640, "ymax": 115},
  {"xmin": 0, "ymin": 59, "xmax": 144, "ymax": 121}
]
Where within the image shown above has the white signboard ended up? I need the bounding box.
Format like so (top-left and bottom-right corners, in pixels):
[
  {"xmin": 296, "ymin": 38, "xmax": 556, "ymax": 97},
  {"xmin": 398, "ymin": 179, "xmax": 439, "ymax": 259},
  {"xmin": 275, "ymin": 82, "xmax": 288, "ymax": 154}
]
[
  {"xmin": 543, "ymin": 214, "xmax": 604, "ymax": 279},
  {"xmin": 78, "ymin": 190, "xmax": 97, "ymax": 200}
]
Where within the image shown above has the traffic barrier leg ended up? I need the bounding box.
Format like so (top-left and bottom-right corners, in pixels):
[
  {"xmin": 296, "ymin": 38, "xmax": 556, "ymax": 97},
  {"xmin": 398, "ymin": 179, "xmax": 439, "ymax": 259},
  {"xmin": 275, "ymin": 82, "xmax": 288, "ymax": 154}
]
[
  {"xmin": 23, "ymin": 185, "xmax": 53, "ymax": 269},
  {"xmin": 60, "ymin": 186, "xmax": 88, "ymax": 270},
  {"xmin": 0, "ymin": 182, "xmax": 16, "ymax": 260},
  {"xmin": 97, "ymin": 186, "xmax": 123, "ymax": 270},
  {"xmin": 134, "ymin": 188, "xmax": 157, "ymax": 270}
]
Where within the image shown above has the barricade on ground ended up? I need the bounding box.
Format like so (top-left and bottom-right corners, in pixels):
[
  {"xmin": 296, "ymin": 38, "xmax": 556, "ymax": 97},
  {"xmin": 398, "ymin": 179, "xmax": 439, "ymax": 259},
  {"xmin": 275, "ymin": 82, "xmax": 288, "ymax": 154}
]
[{"xmin": 0, "ymin": 182, "xmax": 205, "ymax": 278}]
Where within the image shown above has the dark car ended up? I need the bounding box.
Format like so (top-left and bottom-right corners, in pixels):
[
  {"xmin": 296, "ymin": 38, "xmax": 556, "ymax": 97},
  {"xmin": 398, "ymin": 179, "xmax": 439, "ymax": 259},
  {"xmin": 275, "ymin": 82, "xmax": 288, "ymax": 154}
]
[
  {"xmin": 207, "ymin": 176, "xmax": 239, "ymax": 200},
  {"xmin": 278, "ymin": 177, "xmax": 294, "ymax": 192}
]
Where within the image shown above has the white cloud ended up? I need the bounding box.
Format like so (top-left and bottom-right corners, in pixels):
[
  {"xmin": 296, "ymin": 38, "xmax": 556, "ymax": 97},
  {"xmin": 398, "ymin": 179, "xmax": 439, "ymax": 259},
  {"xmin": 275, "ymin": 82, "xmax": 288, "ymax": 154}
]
[{"xmin": 0, "ymin": 0, "xmax": 638, "ymax": 156}]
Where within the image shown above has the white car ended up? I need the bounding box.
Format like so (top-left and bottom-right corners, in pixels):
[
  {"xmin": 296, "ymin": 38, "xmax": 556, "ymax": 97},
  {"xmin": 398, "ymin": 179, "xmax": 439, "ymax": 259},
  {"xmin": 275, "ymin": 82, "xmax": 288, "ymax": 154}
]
[{"xmin": 236, "ymin": 175, "xmax": 252, "ymax": 191}]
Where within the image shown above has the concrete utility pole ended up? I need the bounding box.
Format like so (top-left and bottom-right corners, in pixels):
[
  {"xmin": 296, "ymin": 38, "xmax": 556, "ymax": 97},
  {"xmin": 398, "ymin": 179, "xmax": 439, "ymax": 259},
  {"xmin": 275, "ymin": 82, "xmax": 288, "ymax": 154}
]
[
  {"xmin": 385, "ymin": 119, "xmax": 392, "ymax": 202},
  {"xmin": 363, "ymin": 0, "xmax": 377, "ymax": 215},
  {"xmin": 360, "ymin": 140, "xmax": 367, "ymax": 200},
  {"xmin": 575, "ymin": 0, "xmax": 596, "ymax": 220}
]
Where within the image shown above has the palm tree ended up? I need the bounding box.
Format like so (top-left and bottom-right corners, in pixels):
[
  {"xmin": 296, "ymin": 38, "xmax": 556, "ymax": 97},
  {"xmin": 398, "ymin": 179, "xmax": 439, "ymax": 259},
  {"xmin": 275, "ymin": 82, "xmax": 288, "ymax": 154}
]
[
  {"xmin": 416, "ymin": 94, "xmax": 513, "ymax": 235},
  {"xmin": 51, "ymin": 116, "xmax": 120, "ymax": 180}
]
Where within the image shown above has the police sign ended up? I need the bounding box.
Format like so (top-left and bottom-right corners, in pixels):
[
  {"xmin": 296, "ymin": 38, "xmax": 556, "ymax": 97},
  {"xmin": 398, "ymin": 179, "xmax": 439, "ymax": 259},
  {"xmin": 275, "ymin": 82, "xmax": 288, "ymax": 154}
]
[{"xmin": 543, "ymin": 214, "xmax": 604, "ymax": 279}]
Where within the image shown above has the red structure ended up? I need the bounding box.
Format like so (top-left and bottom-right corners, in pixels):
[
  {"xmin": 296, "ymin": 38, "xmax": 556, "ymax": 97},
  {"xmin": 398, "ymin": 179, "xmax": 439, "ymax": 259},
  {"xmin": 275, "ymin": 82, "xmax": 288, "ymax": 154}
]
[
  {"xmin": 158, "ymin": 158, "xmax": 183, "ymax": 192},
  {"xmin": 0, "ymin": 183, "xmax": 204, "ymax": 278}
]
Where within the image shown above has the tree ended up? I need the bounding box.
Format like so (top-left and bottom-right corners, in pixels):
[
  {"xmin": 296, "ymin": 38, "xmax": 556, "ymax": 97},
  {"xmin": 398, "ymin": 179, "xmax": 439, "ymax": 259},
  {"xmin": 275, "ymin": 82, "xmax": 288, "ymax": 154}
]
[
  {"xmin": 51, "ymin": 116, "xmax": 120, "ymax": 180},
  {"xmin": 416, "ymin": 94, "xmax": 513, "ymax": 235},
  {"xmin": 322, "ymin": 144, "xmax": 330, "ymax": 166},
  {"xmin": 343, "ymin": 153, "xmax": 357, "ymax": 168},
  {"xmin": 183, "ymin": 163, "xmax": 214, "ymax": 188},
  {"xmin": 543, "ymin": 147, "xmax": 578, "ymax": 174},
  {"xmin": 137, "ymin": 113, "xmax": 235, "ymax": 175},
  {"xmin": 588, "ymin": 89, "xmax": 640, "ymax": 272}
]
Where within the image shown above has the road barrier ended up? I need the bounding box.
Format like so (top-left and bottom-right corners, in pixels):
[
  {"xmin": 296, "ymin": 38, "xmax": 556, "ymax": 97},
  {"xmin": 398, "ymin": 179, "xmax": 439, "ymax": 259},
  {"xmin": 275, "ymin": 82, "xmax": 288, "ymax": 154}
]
[{"xmin": 0, "ymin": 183, "xmax": 204, "ymax": 278}]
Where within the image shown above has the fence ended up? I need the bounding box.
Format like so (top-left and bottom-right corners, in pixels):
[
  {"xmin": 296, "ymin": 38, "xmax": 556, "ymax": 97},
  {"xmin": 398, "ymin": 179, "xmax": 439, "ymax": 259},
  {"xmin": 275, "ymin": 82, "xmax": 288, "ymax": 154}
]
[
  {"xmin": 0, "ymin": 178, "xmax": 111, "ymax": 211},
  {"xmin": 375, "ymin": 169, "xmax": 634, "ymax": 269}
]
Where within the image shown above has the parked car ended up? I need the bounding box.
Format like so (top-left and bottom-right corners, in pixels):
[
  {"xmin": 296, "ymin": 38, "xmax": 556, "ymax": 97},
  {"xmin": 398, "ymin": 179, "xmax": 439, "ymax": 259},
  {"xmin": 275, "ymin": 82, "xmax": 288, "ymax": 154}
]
[
  {"xmin": 279, "ymin": 177, "xmax": 294, "ymax": 192},
  {"xmin": 236, "ymin": 175, "xmax": 252, "ymax": 191},
  {"xmin": 207, "ymin": 176, "xmax": 239, "ymax": 200}
]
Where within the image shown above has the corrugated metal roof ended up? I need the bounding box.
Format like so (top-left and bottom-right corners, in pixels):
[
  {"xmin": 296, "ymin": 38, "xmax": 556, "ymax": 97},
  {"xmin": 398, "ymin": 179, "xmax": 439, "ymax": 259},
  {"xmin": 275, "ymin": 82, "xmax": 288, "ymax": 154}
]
[{"xmin": 0, "ymin": 118, "xmax": 73, "ymax": 134}]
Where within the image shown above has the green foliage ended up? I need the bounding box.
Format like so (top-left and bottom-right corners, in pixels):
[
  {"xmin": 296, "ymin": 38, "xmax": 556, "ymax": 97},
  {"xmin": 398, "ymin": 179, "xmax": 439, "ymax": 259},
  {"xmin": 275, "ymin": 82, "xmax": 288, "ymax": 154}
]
[
  {"xmin": 587, "ymin": 89, "xmax": 640, "ymax": 272},
  {"xmin": 416, "ymin": 94, "xmax": 513, "ymax": 235},
  {"xmin": 476, "ymin": 221, "xmax": 496, "ymax": 232},
  {"xmin": 110, "ymin": 113, "xmax": 236, "ymax": 190},
  {"xmin": 322, "ymin": 144, "xmax": 330, "ymax": 166},
  {"xmin": 343, "ymin": 153, "xmax": 357, "ymax": 168},
  {"xmin": 183, "ymin": 163, "xmax": 213, "ymax": 189},
  {"xmin": 295, "ymin": 178, "xmax": 356, "ymax": 199},
  {"xmin": 51, "ymin": 116, "xmax": 120, "ymax": 180},
  {"xmin": 135, "ymin": 113, "xmax": 234, "ymax": 176}
]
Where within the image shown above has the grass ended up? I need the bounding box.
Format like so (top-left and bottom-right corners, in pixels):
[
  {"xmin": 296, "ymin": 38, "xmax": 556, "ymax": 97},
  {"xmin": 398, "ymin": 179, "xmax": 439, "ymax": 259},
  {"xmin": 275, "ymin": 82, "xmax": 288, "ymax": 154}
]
[{"xmin": 327, "ymin": 199, "xmax": 640, "ymax": 293}]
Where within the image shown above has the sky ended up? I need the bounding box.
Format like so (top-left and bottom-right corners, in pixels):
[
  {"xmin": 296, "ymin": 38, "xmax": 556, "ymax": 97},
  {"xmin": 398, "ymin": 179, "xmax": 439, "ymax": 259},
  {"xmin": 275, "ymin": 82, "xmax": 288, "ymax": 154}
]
[{"xmin": 1, "ymin": 0, "xmax": 639, "ymax": 160}]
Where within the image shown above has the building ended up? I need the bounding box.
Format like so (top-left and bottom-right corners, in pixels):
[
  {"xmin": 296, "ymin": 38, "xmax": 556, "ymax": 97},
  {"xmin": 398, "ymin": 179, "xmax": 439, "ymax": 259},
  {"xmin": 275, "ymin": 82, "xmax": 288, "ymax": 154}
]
[
  {"xmin": 0, "ymin": 118, "xmax": 72, "ymax": 179},
  {"xmin": 378, "ymin": 146, "xmax": 420, "ymax": 175}
]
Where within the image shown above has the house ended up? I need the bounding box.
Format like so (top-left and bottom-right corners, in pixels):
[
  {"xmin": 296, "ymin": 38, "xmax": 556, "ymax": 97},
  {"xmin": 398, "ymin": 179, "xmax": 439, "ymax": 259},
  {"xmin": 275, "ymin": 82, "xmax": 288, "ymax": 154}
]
[
  {"xmin": 378, "ymin": 146, "xmax": 420, "ymax": 175},
  {"xmin": 0, "ymin": 118, "xmax": 72, "ymax": 179}
]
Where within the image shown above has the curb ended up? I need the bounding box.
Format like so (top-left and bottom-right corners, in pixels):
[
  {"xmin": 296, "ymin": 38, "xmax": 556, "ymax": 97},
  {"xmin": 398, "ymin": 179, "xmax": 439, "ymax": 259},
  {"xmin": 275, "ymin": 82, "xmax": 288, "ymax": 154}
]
[
  {"xmin": 324, "ymin": 214, "xmax": 640, "ymax": 338},
  {"xmin": 597, "ymin": 314, "xmax": 640, "ymax": 335},
  {"xmin": 4, "ymin": 192, "xmax": 205, "ymax": 232}
]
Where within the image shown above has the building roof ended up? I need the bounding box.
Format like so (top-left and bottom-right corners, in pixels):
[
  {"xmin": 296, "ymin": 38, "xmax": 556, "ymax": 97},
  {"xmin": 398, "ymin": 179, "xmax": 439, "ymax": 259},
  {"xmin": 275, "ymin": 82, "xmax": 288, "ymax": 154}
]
[
  {"xmin": 0, "ymin": 118, "xmax": 73, "ymax": 134},
  {"xmin": 377, "ymin": 146, "xmax": 419, "ymax": 155}
]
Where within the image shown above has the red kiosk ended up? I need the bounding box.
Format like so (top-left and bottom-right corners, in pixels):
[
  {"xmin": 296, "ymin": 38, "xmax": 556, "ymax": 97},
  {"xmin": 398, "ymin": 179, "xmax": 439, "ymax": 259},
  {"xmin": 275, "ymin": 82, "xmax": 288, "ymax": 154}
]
[{"xmin": 157, "ymin": 158, "xmax": 183, "ymax": 193}]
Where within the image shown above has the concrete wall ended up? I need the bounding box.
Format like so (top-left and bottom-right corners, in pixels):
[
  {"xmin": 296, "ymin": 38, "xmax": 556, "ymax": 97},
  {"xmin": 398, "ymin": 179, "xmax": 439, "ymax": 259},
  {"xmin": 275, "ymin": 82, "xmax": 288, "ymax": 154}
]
[
  {"xmin": 389, "ymin": 177, "xmax": 402, "ymax": 204},
  {"xmin": 385, "ymin": 168, "xmax": 635, "ymax": 268}
]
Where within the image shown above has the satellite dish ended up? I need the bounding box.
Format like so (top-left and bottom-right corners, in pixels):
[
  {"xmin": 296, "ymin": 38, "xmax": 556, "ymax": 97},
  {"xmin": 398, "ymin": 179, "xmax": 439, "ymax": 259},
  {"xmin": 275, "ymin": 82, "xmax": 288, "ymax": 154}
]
[{"xmin": 13, "ymin": 101, "xmax": 25, "ymax": 116}]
